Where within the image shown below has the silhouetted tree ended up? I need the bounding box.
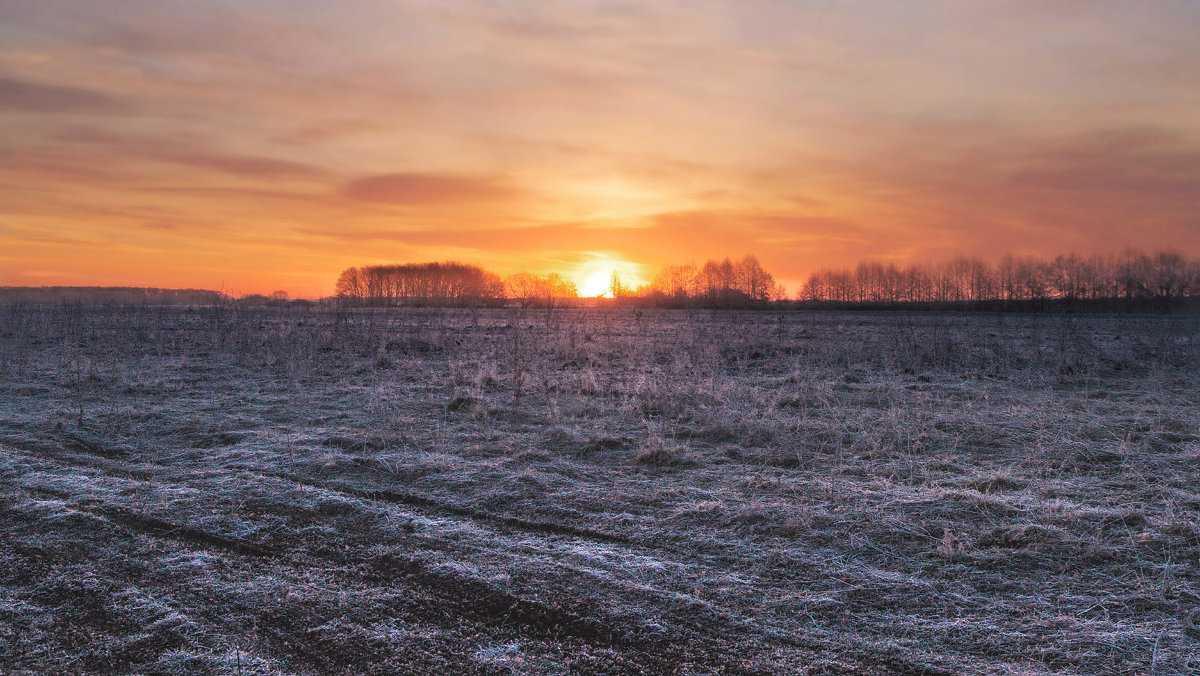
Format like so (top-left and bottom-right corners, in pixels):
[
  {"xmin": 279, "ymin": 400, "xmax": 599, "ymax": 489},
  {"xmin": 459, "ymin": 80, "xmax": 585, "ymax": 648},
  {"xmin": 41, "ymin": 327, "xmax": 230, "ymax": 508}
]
[
  {"xmin": 650, "ymin": 263, "xmax": 698, "ymax": 301},
  {"xmin": 335, "ymin": 261, "xmax": 503, "ymax": 306},
  {"xmin": 640, "ymin": 256, "xmax": 777, "ymax": 307},
  {"xmin": 506, "ymin": 271, "xmax": 578, "ymax": 308}
]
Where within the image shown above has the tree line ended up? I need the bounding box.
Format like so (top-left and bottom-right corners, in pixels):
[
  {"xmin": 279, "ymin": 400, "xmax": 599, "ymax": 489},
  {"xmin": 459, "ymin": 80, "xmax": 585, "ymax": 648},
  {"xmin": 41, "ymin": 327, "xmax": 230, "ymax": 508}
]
[
  {"xmin": 505, "ymin": 272, "xmax": 579, "ymax": 308},
  {"xmin": 624, "ymin": 255, "xmax": 781, "ymax": 307},
  {"xmin": 335, "ymin": 262, "xmax": 505, "ymax": 306},
  {"xmin": 800, "ymin": 249, "xmax": 1199, "ymax": 310},
  {"xmin": 333, "ymin": 256, "xmax": 781, "ymax": 308},
  {"xmin": 332, "ymin": 249, "xmax": 1199, "ymax": 311},
  {"xmin": 496, "ymin": 255, "xmax": 780, "ymax": 308}
]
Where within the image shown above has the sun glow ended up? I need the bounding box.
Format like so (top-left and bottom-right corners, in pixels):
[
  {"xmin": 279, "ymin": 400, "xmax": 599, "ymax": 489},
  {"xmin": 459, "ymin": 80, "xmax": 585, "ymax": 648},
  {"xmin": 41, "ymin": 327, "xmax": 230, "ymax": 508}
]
[
  {"xmin": 573, "ymin": 256, "xmax": 646, "ymax": 298},
  {"xmin": 578, "ymin": 270, "xmax": 613, "ymax": 298}
]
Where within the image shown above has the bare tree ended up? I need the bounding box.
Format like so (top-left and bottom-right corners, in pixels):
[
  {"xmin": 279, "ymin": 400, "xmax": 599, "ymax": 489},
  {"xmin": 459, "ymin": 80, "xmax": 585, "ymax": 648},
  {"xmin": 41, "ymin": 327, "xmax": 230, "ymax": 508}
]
[{"xmin": 506, "ymin": 272, "xmax": 578, "ymax": 308}]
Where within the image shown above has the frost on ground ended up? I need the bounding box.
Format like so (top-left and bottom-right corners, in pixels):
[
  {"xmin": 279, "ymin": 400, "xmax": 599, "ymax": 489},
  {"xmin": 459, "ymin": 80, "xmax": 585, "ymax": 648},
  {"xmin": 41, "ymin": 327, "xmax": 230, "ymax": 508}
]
[{"xmin": 0, "ymin": 305, "xmax": 1197, "ymax": 675}]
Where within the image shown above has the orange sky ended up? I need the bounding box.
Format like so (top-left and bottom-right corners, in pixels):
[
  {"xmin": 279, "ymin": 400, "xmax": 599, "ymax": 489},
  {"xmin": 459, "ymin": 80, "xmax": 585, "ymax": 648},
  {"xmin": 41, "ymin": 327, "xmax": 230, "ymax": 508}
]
[{"xmin": 2, "ymin": 0, "xmax": 1199, "ymax": 297}]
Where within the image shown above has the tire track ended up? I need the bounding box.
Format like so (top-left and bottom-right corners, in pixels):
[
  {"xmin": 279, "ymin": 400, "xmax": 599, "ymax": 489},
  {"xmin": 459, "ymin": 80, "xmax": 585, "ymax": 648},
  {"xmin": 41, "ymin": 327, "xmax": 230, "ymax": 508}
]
[
  {"xmin": 262, "ymin": 470, "xmax": 631, "ymax": 544},
  {"xmin": 13, "ymin": 484, "xmax": 677, "ymax": 661},
  {"xmin": 0, "ymin": 438, "xmax": 156, "ymax": 481},
  {"xmin": 2, "ymin": 438, "xmax": 631, "ymax": 547},
  {"xmin": 2, "ymin": 490, "xmax": 326, "ymax": 676}
]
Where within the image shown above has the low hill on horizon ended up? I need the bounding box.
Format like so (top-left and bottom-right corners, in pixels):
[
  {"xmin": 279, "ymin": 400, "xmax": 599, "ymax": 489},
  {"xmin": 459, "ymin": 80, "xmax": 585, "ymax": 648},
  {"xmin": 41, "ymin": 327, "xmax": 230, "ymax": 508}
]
[{"xmin": 0, "ymin": 286, "xmax": 227, "ymax": 306}]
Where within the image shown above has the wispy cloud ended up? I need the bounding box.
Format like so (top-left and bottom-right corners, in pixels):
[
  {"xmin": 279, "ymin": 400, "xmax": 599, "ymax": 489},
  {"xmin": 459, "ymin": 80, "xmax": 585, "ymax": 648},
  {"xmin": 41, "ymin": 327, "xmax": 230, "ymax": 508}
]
[
  {"xmin": 341, "ymin": 173, "xmax": 518, "ymax": 205},
  {"xmin": 149, "ymin": 151, "xmax": 327, "ymax": 179},
  {"xmin": 0, "ymin": 77, "xmax": 134, "ymax": 114}
]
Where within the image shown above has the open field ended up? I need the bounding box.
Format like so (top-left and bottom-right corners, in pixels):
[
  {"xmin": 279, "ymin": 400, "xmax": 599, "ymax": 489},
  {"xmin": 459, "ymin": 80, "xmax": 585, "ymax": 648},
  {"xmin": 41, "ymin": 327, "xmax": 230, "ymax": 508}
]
[{"xmin": 1, "ymin": 305, "xmax": 1198, "ymax": 675}]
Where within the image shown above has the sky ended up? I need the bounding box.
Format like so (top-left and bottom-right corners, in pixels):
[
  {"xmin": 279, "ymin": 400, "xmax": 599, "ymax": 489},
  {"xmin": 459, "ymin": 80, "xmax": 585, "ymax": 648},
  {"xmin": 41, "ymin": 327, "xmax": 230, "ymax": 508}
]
[{"xmin": 2, "ymin": 0, "xmax": 1199, "ymax": 297}]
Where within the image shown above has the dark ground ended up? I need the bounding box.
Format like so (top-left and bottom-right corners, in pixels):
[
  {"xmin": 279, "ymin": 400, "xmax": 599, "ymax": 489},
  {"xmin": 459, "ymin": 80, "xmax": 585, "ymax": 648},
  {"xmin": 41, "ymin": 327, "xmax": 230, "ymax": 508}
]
[{"xmin": 1, "ymin": 305, "xmax": 1197, "ymax": 674}]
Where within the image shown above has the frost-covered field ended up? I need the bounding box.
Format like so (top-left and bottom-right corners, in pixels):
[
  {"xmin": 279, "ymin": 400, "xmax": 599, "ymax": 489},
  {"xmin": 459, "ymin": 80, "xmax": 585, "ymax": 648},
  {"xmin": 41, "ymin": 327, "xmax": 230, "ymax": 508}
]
[{"xmin": 1, "ymin": 305, "xmax": 1198, "ymax": 675}]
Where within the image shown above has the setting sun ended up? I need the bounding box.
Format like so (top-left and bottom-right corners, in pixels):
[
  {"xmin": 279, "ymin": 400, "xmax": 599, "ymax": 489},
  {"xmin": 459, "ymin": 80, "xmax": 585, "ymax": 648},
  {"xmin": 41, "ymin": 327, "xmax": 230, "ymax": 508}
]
[
  {"xmin": 578, "ymin": 271, "xmax": 611, "ymax": 298},
  {"xmin": 573, "ymin": 257, "xmax": 646, "ymax": 297}
]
